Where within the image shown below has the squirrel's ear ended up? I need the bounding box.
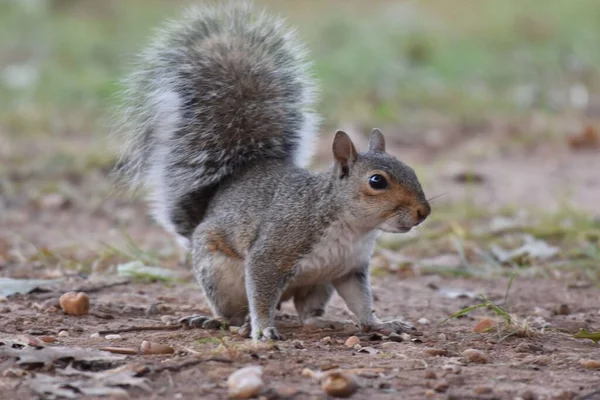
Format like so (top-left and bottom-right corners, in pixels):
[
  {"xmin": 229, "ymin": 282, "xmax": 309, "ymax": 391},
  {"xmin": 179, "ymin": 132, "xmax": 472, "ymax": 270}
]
[
  {"xmin": 368, "ymin": 128, "xmax": 386, "ymax": 153},
  {"xmin": 332, "ymin": 130, "xmax": 358, "ymax": 178}
]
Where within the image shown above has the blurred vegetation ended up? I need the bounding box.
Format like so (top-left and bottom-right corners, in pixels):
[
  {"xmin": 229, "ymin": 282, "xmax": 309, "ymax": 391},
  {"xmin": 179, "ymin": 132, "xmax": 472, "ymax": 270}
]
[{"xmin": 1, "ymin": 0, "xmax": 600, "ymax": 137}]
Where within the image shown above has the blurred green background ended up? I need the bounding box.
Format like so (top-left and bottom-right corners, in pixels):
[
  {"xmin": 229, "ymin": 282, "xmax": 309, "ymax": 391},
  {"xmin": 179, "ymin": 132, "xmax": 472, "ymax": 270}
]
[{"xmin": 2, "ymin": 0, "xmax": 600, "ymax": 136}]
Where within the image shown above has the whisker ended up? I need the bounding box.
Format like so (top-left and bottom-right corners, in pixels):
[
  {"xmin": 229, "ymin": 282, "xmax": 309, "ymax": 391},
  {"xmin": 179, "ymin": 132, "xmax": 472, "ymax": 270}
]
[{"xmin": 427, "ymin": 192, "xmax": 448, "ymax": 202}]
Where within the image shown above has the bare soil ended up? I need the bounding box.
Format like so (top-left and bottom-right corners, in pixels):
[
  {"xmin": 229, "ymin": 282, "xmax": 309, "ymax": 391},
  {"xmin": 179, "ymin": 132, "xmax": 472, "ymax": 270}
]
[{"xmin": 1, "ymin": 131, "xmax": 600, "ymax": 400}]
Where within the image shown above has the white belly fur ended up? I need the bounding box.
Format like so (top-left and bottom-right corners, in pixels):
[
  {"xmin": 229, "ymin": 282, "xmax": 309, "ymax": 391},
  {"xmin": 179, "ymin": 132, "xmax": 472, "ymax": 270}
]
[{"xmin": 291, "ymin": 219, "xmax": 380, "ymax": 287}]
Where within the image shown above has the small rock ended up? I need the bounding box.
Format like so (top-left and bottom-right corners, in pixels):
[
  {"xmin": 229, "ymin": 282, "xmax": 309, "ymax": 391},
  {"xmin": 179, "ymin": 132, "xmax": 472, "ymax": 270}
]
[
  {"xmin": 433, "ymin": 380, "xmax": 449, "ymax": 393},
  {"xmin": 474, "ymin": 318, "xmax": 496, "ymax": 333},
  {"xmin": 368, "ymin": 332, "xmax": 384, "ymax": 341},
  {"xmin": 105, "ymin": 334, "xmax": 122, "ymax": 340},
  {"xmin": 100, "ymin": 346, "xmax": 138, "ymax": 355},
  {"xmin": 579, "ymin": 359, "xmax": 600, "ymax": 369},
  {"xmin": 345, "ymin": 336, "xmax": 360, "ymax": 347},
  {"xmin": 424, "ymin": 389, "xmax": 436, "ymax": 397},
  {"xmin": 357, "ymin": 346, "xmax": 378, "ymax": 355},
  {"xmin": 292, "ymin": 340, "xmax": 304, "ymax": 349},
  {"xmin": 442, "ymin": 364, "xmax": 461, "ymax": 374},
  {"xmin": 38, "ymin": 193, "xmax": 68, "ymax": 210},
  {"xmin": 388, "ymin": 332, "xmax": 403, "ymax": 342},
  {"xmin": 321, "ymin": 371, "xmax": 359, "ymax": 398},
  {"xmin": 321, "ymin": 336, "xmax": 333, "ymax": 345},
  {"xmin": 424, "ymin": 347, "xmax": 447, "ymax": 357},
  {"xmin": 44, "ymin": 306, "xmax": 59, "ymax": 314},
  {"xmin": 462, "ymin": 348, "xmax": 489, "ymax": 363},
  {"xmin": 90, "ymin": 332, "xmax": 100, "ymax": 338},
  {"xmin": 140, "ymin": 340, "xmax": 175, "ymax": 355},
  {"xmin": 555, "ymin": 304, "xmax": 571, "ymax": 315},
  {"xmin": 533, "ymin": 307, "xmax": 551, "ymax": 319},
  {"xmin": 18, "ymin": 335, "xmax": 44, "ymax": 347},
  {"xmin": 39, "ymin": 336, "xmax": 57, "ymax": 343},
  {"xmin": 227, "ymin": 365, "xmax": 264, "ymax": 399},
  {"xmin": 438, "ymin": 333, "xmax": 447, "ymax": 341},
  {"xmin": 424, "ymin": 370, "xmax": 437, "ymax": 379},
  {"xmin": 160, "ymin": 315, "xmax": 178, "ymax": 325},
  {"xmin": 418, "ymin": 318, "xmax": 429, "ymax": 325},
  {"xmin": 59, "ymin": 292, "xmax": 90, "ymax": 316},
  {"xmin": 58, "ymin": 330, "xmax": 69, "ymax": 338},
  {"xmin": 400, "ymin": 333, "xmax": 411, "ymax": 341},
  {"xmin": 474, "ymin": 386, "xmax": 493, "ymax": 395}
]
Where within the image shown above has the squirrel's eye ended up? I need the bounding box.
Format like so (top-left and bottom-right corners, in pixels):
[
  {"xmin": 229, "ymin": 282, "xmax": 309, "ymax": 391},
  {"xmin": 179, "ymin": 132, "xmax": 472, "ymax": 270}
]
[{"xmin": 369, "ymin": 174, "xmax": 388, "ymax": 190}]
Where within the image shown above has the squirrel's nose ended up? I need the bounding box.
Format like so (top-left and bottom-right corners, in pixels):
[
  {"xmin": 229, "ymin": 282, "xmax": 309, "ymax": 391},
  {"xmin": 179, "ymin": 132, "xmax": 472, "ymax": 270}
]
[{"xmin": 415, "ymin": 203, "xmax": 431, "ymax": 224}]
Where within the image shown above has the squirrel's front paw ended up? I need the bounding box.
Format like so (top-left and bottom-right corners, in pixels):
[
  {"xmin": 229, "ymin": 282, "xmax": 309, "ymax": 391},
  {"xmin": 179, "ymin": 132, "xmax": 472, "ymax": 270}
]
[
  {"xmin": 253, "ymin": 326, "xmax": 283, "ymax": 341},
  {"xmin": 366, "ymin": 318, "xmax": 416, "ymax": 335}
]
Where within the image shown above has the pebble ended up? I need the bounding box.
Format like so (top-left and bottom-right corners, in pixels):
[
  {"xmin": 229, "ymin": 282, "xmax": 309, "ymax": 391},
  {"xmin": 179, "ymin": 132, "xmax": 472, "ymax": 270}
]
[
  {"xmin": 424, "ymin": 347, "xmax": 447, "ymax": 357},
  {"xmin": 160, "ymin": 315, "xmax": 177, "ymax": 325},
  {"xmin": 59, "ymin": 292, "xmax": 90, "ymax": 316},
  {"xmin": 321, "ymin": 371, "xmax": 359, "ymax": 398},
  {"xmin": 474, "ymin": 386, "xmax": 493, "ymax": 395},
  {"xmin": 579, "ymin": 359, "xmax": 600, "ymax": 369},
  {"xmin": 442, "ymin": 364, "xmax": 462, "ymax": 374},
  {"xmin": 462, "ymin": 348, "xmax": 489, "ymax": 363},
  {"xmin": 105, "ymin": 334, "xmax": 122, "ymax": 341},
  {"xmin": 433, "ymin": 380, "xmax": 449, "ymax": 393},
  {"xmin": 140, "ymin": 340, "xmax": 175, "ymax": 355},
  {"xmin": 424, "ymin": 370, "xmax": 437, "ymax": 379},
  {"xmin": 227, "ymin": 365, "xmax": 264, "ymax": 399},
  {"xmin": 424, "ymin": 389, "xmax": 436, "ymax": 397},
  {"xmin": 90, "ymin": 332, "xmax": 100, "ymax": 338},
  {"xmin": 400, "ymin": 333, "xmax": 411, "ymax": 341},
  {"xmin": 58, "ymin": 330, "xmax": 69, "ymax": 337},
  {"xmin": 345, "ymin": 336, "xmax": 360, "ymax": 347},
  {"xmin": 321, "ymin": 336, "xmax": 333, "ymax": 345},
  {"xmin": 388, "ymin": 332, "xmax": 403, "ymax": 342},
  {"xmin": 474, "ymin": 318, "xmax": 496, "ymax": 333},
  {"xmin": 418, "ymin": 318, "xmax": 429, "ymax": 325},
  {"xmin": 39, "ymin": 336, "xmax": 57, "ymax": 343}
]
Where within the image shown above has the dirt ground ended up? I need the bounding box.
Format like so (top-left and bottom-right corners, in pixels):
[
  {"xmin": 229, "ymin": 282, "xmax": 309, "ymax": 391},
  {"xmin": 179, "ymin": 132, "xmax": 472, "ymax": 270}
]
[{"xmin": 1, "ymin": 128, "xmax": 600, "ymax": 400}]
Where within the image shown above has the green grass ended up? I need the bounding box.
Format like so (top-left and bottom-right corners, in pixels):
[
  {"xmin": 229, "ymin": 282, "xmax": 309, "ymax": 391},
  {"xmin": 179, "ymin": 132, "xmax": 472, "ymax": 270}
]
[{"xmin": 2, "ymin": 0, "xmax": 600, "ymax": 136}]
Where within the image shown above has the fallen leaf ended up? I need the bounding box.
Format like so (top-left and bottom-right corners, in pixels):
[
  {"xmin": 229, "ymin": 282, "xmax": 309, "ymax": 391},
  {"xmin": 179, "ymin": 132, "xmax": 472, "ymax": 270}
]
[
  {"xmin": 573, "ymin": 329, "xmax": 600, "ymax": 344},
  {"xmin": 0, "ymin": 278, "xmax": 63, "ymax": 297}
]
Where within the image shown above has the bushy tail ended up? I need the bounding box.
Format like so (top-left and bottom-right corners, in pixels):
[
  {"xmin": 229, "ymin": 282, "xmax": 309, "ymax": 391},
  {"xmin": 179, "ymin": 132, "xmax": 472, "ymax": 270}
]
[{"xmin": 112, "ymin": 1, "xmax": 319, "ymax": 245}]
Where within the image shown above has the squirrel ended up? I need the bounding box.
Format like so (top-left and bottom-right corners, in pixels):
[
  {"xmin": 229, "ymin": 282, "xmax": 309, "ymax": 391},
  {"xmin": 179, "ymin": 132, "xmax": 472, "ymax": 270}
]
[{"xmin": 113, "ymin": 2, "xmax": 431, "ymax": 341}]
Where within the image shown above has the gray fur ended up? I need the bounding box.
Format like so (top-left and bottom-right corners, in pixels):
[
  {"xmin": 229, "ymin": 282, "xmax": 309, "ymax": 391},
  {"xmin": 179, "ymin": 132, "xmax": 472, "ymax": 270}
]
[
  {"xmin": 113, "ymin": 2, "xmax": 431, "ymax": 341},
  {"xmin": 112, "ymin": 1, "xmax": 318, "ymax": 242}
]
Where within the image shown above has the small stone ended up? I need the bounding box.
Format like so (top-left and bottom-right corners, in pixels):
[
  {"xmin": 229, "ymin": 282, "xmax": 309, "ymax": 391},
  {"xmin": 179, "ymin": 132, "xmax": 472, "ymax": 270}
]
[
  {"xmin": 533, "ymin": 307, "xmax": 551, "ymax": 319},
  {"xmin": 105, "ymin": 334, "xmax": 122, "ymax": 340},
  {"xmin": 160, "ymin": 315, "xmax": 177, "ymax": 325},
  {"xmin": 345, "ymin": 336, "xmax": 360, "ymax": 347},
  {"xmin": 424, "ymin": 389, "xmax": 436, "ymax": 397},
  {"xmin": 400, "ymin": 333, "xmax": 411, "ymax": 341},
  {"xmin": 368, "ymin": 332, "xmax": 384, "ymax": 341},
  {"xmin": 462, "ymin": 348, "xmax": 489, "ymax": 363},
  {"xmin": 38, "ymin": 193, "xmax": 68, "ymax": 210},
  {"xmin": 140, "ymin": 340, "xmax": 175, "ymax": 355},
  {"xmin": 424, "ymin": 347, "xmax": 447, "ymax": 357},
  {"xmin": 442, "ymin": 364, "xmax": 461, "ymax": 374},
  {"xmin": 292, "ymin": 340, "xmax": 304, "ymax": 349},
  {"xmin": 357, "ymin": 346, "xmax": 378, "ymax": 355},
  {"xmin": 90, "ymin": 332, "xmax": 100, "ymax": 338},
  {"xmin": 424, "ymin": 370, "xmax": 437, "ymax": 379},
  {"xmin": 59, "ymin": 292, "xmax": 90, "ymax": 316},
  {"xmin": 58, "ymin": 330, "xmax": 69, "ymax": 337},
  {"xmin": 39, "ymin": 336, "xmax": 57, "ymax": 343},
  {"xmin": 418, "ymin": 318, "xmax": 429, "ymax": 325},
  {"xmin": 44, "ymin": 306, "xmax": 59, "ymax": 314},
  {"xmin": 474, "ymin": 386, "xmax": 493, "ymax": 395},
  {"xmin": 388, "ymin": 332, "xmax": 403, "ymax": 342},
  {"xmin": 521, "ymin": 390, "xmax": 537, "ymax": 400},
  {"xmin": 438, "ymin": 333, "xmax": 447, "ymax": 341},
  {"xmin": 433, "ymin": 380, "xmax": 449, "ymax": 393},
  {"xmin": 321, "ymin": 371, "xmax": 359, "ymax": 398},
  {"xmin": 321, "ymin": 336, "xmax": 333, "ymax": 345},
  {"xmin": 555, "ymin": 304, "xmax": 571, "ymax": 315},
  {"xmin": 579, "ymin": 359, "xmax": 600, "ymax": 369},
  {"xmin": 474, "ymin": 318, "xmax": 496, "ymax": 333},
  {"xmin": 227, "ymin": 365, "xmax": 264, "ymax": 399}
]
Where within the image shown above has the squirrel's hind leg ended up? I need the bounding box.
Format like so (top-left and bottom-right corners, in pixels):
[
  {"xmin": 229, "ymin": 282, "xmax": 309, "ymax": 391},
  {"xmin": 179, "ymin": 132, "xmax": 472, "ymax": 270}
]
[
  {"xmin": 184, "ymin": 229, "xmax": 249, "ymax": 330},
  {"xmin": 294, "ymin": 284, "xmax": 358, "ymax": 331}
]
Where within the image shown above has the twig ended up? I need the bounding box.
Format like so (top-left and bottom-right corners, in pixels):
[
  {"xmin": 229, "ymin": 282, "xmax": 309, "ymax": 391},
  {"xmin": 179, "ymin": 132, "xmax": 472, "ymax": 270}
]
[
  {"xmin": 72, "ymin": 279, "xmax": 131, "ymax": 293},
  {"xmin": 98, "ymin": 325, "xmax": 181, "ymax": 335},
  {"xmin": 139, "ymin": 356, "xmax": 233, "ymax": 375}
]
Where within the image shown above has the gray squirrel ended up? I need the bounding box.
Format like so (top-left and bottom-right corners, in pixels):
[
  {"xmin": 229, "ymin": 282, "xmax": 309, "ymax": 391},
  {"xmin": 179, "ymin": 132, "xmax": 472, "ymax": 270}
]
[{"xmin": 113, "ymin": 2, "xmax": 431, "ymax": 341}]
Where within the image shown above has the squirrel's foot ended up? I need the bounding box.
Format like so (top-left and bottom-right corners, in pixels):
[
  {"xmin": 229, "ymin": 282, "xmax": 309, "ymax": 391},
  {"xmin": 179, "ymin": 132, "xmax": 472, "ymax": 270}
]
[
  {"xmin": 364, "ymin": 318, "xmax": 416, "ymax": 335},
  {"xmin": 253, "ymin": 326, "xmax": 283, "ymax": 341},
  {"xmin": 302, "ymin": 317, "xmax": 357, "ymax": 331},
  {"xmin": 179, "ymin": 315, "xmax": 227, "ymax": 330}
]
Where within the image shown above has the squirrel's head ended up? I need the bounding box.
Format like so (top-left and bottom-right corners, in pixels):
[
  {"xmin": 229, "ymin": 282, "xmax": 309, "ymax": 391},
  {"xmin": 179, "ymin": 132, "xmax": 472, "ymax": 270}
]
[{"xmin": 331, "ymin": 129, "xmax": 430, "ymax": 233}]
